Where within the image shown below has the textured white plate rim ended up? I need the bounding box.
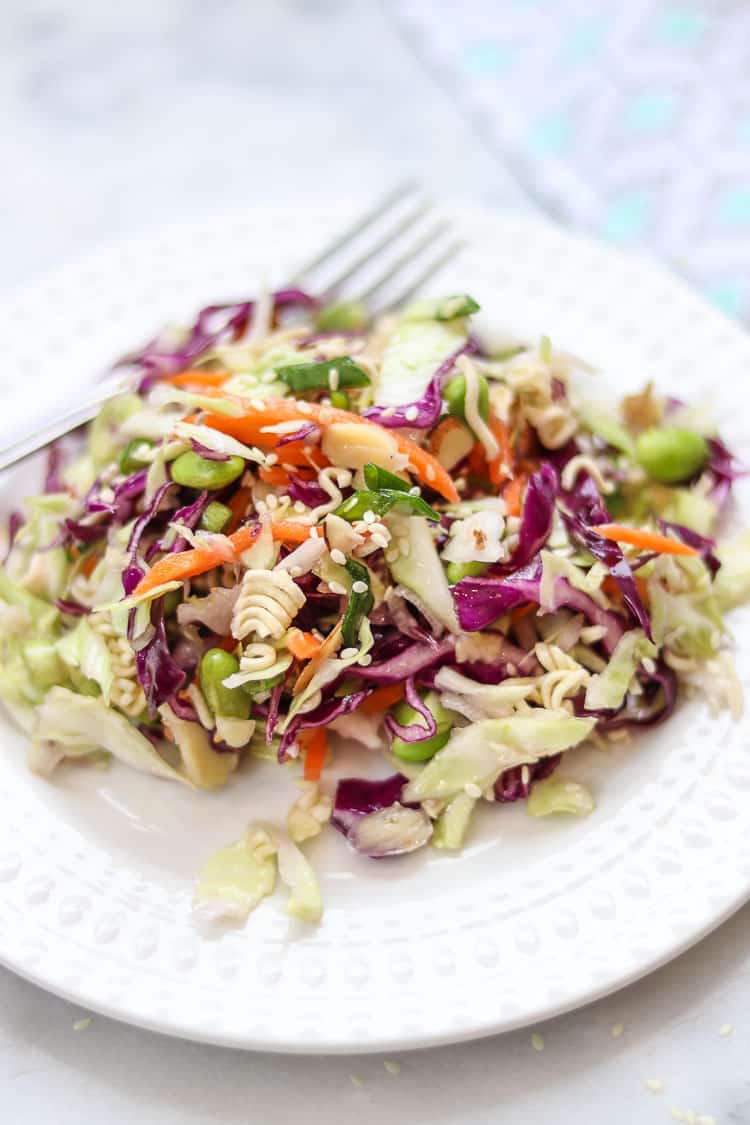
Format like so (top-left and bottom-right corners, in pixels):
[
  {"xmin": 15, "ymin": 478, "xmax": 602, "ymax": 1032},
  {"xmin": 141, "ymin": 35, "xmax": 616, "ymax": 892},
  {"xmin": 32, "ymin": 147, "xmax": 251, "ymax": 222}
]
[
  {"xmin": 0, "ymin": 885, "xmax": 747, "ymax": 1055},
  {"xmin": 1, "ymin": 198, "xmax": 750, "ymax": 1055}
]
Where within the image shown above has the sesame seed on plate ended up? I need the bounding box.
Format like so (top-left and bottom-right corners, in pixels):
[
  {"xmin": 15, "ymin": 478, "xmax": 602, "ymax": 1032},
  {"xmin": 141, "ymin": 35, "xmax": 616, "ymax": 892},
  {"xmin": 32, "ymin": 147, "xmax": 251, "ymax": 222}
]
[
  {"xmin": 718, "ymin": 1023, "xmax": 733, "ymax": 1037},
  {"xmin": 610, "ymin": 1022, "xmax": 624, "ymax": 1039},
  {"xmin": 530, "ymin": 1032, "xmax": 544, "ymax": 1051},
  {"xmin": 384, "ymin": 1060, "xmax": 401, "ymax": 1076}
]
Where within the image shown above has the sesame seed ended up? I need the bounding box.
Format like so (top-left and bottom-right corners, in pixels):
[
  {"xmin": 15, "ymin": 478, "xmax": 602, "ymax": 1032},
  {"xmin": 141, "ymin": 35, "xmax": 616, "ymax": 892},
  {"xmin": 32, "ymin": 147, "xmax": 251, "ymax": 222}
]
[
  {"xmin": 381, "ymin": 407, "xmax": 396, "ymax": 418},
  {"xmin": 642, "ymin": 657, "xmax": 656, "ymax": 674},
  {"xmin": 521, "ymin": 765, "xmax": 530, "ymax": 786},
  {"xmin": 718, "ymin": 1022, "xmax": 733, "ymax": 1037},
  {"xmin": 384, "ymin": 1060, "xmax": 401, "ymax": 1076},
  {"xmin": 289, "ymin": 566, "xmax": 303, "ymax": 578},
  {"xmin": 297, "ymin": 402, "xmax": 313, "ymax": 415},
  {"xmin": 425, "ymin": 464, "xmax": 436, "ymax": 482},
  {"xmin": 330, "ymin": 548, "xmax": 347, "ymax": 565},
  {"xmin": 464, "ymin": 783, "xmax": 482, "ymax": 799},
  {"xmin": 359, "ymin": 654, "xmax": 372, "ymax": 666},
  {"xmin": 610, "ymin": 1022, "xmax": 624, "ymax": 1039},
  {"xmin": 260, "ymin": 370, "xmax": 277, "ymax": 384},
  {"xmin": 266, "ymin": 494, "xmax": 278, "ymax": 510},
  {"xmin": 531, "ymin": 1032, "xmax": 544, "ymax": 1051},
  {"xmin": 350, "ymin": 1074, "xmax": 363, "ymax": 1088},
  {"xmin": 340, "ymin": 647, "xmax": 358, "ymax": 659},
  {"xmin": 408, "ymin": 486, "xmax": 421, "ymax": 496},
  {"xmin": 249, "ymin": 398, "xmax": 265, "ymax": 411},
  {"xmin": 293, "ymin": 501, "xmax": 307, "ymax": 514},
  {"xmin": 352, "ymin": 580, "xmax": 368, "ymax": 594},
  {"xmin": 405, "ymin": 405, "xmax": 419, "ymax": 422},
  {"xmin": 72, "ymin": 1018, "xmax": 91, "ymax": 1032},
  {"xmin": 265, "ymin": 453, "xmax": 278, "ymax": 467},
  {"xmin": 363, "ymin": 510, "xmax": 376, "ymax": 525},
  {"xmin": 644, "ymin": 1079, "xmax": 664, "ymax": 1093},
  {"xmin": 328, "ymin": 367, "xmax": 339, "ymax": 391},
  {"xmin": 329, "ymin": 581, "xmax": 347, "ymax": 596}
]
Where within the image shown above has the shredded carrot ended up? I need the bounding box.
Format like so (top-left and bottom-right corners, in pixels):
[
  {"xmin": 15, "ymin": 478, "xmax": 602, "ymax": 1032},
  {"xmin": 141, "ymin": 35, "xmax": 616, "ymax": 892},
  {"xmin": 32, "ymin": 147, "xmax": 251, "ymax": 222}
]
[
  {"xmin": 510, "ymin": 603, "xmax": 536, "ymax": 625},
  {"xmin": 258, "ymin": 465, "xmax": 291, "ymax": 487},
  {"xmin": 164, "ymin": 369, "xmax": 229, "ymax": 389},
  {"xmin": 503, "ymin": 474, "xmax": 527, "ymax": 518},
  {"xmin": 287, "ymin": 629, "xmax": 323, "ymax": 661},
  {"xmin": 359, "ymin": 682, "xmax": 405, "ymax": 715},
  {"xmin": 467, "ymin": 441, "xmax": 488, "ymax": 480},
  {"xmin": 487, "ymin": 415, "xmax": 514, "ymax": 488},
  {"xmin": 132, "ymin": 521, "xmax": 322, "ymax": 597},
  {"xmin": 594, "ymin": 524, "xmax": 698, "ymax": 557},
  {"xmin": 81, "ymin": 552, "xmax": 99, "ymax": 578},
  {"xmin": 200, "ymin": 393, "xmax": 459, "ymax": 503},
  {"xmin": 301, "ymin": 728, "xmax": 328, "ymax": 781},
  {"xmin": 226, "ymin": 485, "xmax": 253, "ymax": 534}
]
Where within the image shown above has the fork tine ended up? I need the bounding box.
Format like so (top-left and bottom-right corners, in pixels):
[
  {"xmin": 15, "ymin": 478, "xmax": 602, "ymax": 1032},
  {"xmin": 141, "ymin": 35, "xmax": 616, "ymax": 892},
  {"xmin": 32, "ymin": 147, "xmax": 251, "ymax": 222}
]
[
  {"xmin": 371, "ymin": 238, "xmax": 466, "ymax": 316},
  {"xmin": 318, "ymin": 199, "xmax": 433, "ymax": 296},
  {"xmin": 354, "ymin": 219, "xmax": 453, "ymax": 303},
  {"xmin": 291, "ymin": 181, "xmax": 420, "ymax": 283}
]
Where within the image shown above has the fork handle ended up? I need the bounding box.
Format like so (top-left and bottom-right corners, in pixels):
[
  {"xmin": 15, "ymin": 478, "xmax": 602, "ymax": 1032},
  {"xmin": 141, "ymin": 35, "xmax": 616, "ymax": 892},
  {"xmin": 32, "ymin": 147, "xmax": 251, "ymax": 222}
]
[{"xmin": 0, "ymin": 371, "xmax": 134, "ymax": 474}]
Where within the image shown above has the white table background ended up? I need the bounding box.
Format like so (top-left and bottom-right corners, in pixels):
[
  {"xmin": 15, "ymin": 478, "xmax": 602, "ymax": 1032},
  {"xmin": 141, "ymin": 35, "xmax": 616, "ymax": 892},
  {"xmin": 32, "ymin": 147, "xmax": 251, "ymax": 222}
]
[{"xmin": 1, "ymin": 2, "xmax": 747, "ymax": 1121}]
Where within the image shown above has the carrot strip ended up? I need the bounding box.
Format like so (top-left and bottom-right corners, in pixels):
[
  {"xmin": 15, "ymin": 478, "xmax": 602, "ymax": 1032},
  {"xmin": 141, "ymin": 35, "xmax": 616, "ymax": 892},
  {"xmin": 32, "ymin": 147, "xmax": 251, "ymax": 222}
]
[
  {"xmin": 258, "ymin": 466, "xmax": 291, "ymax": 487},
  {"xmin": 302, "ymin": 728, "xmax": 328, "ymax": 781},
  {"xmin": 200, "ymin": 394, "xmax": 459, "ymax": 503},
  {"xmin": 287, "ymin": 629, "xmax": 323, "ymax": 661},
  {"xmin": 164, "ymin": 369, "xmax": 229, "ymax": 389},
  {"xmin": 359, "ymin": 682, "xmax": 405, "ymax": 715},
  {"xmin": 487, "ymin": 415, "xmax": 514, "ymax": 488},
  {"xmin": 594, "ymin": 524, "xmax": 698, "ymax": 557},
  {"xmin": 510, "ymin": 603, "xmax": 536, "ymax": 625},
  {"xmin": 133, "ymin": 521, "xmax": 322, "ymax": 597},
  {"xmin": 503, "ymin": 474, "xmax": 527, "ymax": 518},
  {"xmin": 428, "ymin": 417, "xmax": 464, "ymax": 457},
  {"xmin": 226, "ymin": 485, "xmax": 253, "ymax": 533},
  {"xmin": 81, "ymin": 552, "xmax": 99, "ymax": 578}
]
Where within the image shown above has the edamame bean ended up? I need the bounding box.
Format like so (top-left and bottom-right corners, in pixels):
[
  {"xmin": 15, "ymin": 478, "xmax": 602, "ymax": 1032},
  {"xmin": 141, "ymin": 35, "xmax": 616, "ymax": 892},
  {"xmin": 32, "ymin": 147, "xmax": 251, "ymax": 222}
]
[
  {"xmin": 119, "ymin": 438, "xmax": 153, "ymax": 475},
  {"xmin": 635, "ymin": 427, "xmax": 708, "ymax": 484},
  {"xmin": 171, "ymin": 451, "xmax": 245, "ymax": 490},
  {"xmin": 391, "ymin": 691, "xmax": 453, "ymax": 762},
  {"xmin": 445, "ymin": 560, "xmax": 488, "ymax": 584},
  {"xmin": 329, "ymin": 390, "xmax": 349, "ymax": 410},
  {"xmin": 200, "ymin": 501, "xmax": 232, "ymax": 533},
  {"xmin": 443, "ymin": 372, "xmax": 489, "ymax": 425},
  {"xmin": 162, "ymin": 588, "xmax": 182, "ymax": 617},
  {"xmin": 199, "ymin": 648, "xmax": 251, "ymax": 719}
]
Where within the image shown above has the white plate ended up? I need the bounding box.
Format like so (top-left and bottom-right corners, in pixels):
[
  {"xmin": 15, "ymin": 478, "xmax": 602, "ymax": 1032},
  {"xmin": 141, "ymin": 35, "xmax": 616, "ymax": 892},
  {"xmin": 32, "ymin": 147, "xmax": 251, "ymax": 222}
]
[{"xmin": 1, "ymin": 202, "xmax": 750, "ymax": 1054}]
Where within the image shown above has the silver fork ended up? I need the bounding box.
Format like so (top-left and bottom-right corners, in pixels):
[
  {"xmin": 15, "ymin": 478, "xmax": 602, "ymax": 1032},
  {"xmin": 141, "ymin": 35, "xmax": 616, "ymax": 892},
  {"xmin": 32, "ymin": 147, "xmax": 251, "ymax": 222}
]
[{"xmin": 0, "ymin": 184, "xmax": 463, "ymax": 473}]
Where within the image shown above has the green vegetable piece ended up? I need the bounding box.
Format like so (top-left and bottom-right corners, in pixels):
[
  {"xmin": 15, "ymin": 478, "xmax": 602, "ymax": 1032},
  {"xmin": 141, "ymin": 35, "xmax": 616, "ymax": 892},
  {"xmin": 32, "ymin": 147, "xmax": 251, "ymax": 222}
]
[
  {"xmin": 199, "ymin": 648, "xmax": 251, "ymax": 719},
  {"xmin": 329, "ymin": 390, "xmax": 349, "ymax": 409},
  {"xmin": 200, "ymin": 501, "xmax": 232, "ymax": 533},
  {"xmin": 445, "ymin": 560, "xmax": 488, "ymax": 584},
  {"xmin": 391, "ymin": 690, "xmax": 453, "ymax": 762},
  {"xmin": 334, "ymin": 489, "xmax": 440, "ymax": 523},
  {"xmin": 242, "ymin": 672, "xmax": 285, "ymax": 696},
  {"xmin": 443, "ymin": 372, "xmax": 489, "ymax": 426},
  {"xmin": 635, "ymin": 427, "xmax": 708, "ymax": 484},
  {"xmin": 118, "ymin": 438, "xmax": 154, "ymax": 475},
  {"xmin": 315, "ymin": 300, "xmax": 368, "ymax": 332},
  {"xmin": 170, "ymin": 452, "xmax": 245, "ymax": 491},
  {"xmin": 23, "ymin": 639, "xmax": 65, "ymax": 689},
  {"xmin": 162, "ymin": 588, "xmax": 183, "ymax": 617},
  {"xmin": 363, "ymin": 462, "xmax": 410, "ymax": 492},
  {"xmin": 404, "ymin": 294, "xmax": 480, "ymax": 322},
  {"xmin": 527, "ymin": 776, "xmax": 595, "ymax": 818},
  {"xmin": 341, "ymin": 559, "xmax": 374, "ymax": 648},
  {"xmin": 492, "ymin": 345, "xmax": 525, "ymax": 361},
  {"xmin": 275, "ymin": 356, "xmax": 371, "ymax": 394}
]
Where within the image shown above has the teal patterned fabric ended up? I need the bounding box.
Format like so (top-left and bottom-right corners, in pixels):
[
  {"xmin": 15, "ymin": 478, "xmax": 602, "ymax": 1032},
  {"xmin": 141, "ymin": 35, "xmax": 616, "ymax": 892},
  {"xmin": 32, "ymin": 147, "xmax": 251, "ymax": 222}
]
[{"xmin": 391, "ymin": 1, "xmax": 750, "ymax": 319}]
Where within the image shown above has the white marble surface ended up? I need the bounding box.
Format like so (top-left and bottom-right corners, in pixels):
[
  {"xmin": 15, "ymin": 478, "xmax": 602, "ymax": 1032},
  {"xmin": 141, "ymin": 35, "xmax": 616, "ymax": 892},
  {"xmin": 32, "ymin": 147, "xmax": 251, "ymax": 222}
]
[{"xmin": 0, "ymin": 1, "xmax": 748, "ymax": 1122}]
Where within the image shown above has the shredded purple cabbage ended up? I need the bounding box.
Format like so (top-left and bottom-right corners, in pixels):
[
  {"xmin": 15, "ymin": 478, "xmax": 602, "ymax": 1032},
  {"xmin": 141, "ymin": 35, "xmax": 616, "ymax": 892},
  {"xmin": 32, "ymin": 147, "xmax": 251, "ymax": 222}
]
[
  {"xmin": 167, "ymin": 693, "xmax": 199, "ymax": 722},
  {"xmin": 384, "ymin": 679, "xmax": 436, "ymax": 742},
  {"xmin": 54, "ymin": 597, "xmax": 90, "ymax": 617},
  {"xmin": 560, "ymin": 470, "xmax": 652, "ymax": 639},
  {"xmin": 64, "ymin": 468, "xmax": 149, "ymax": 546},
  {"xmin": 495, "ymin": 754, "xmax": 561, "ymax": 802},
  {"xmin": 362, "ymin": 343, "xmax": 472, "ymax": 429},
  {"xmin": 146, "ymin": 490, "xmax": 209, "ymax": 559},
  {"xmin": 496, "ymin": 464, "xmax": 558, "ymax": 574},
  {"xmin": 123, "ymin": 479, "xmax": 175, "ymax": 595},
  {"xmin": 44, "ymin": 443, "xmax": 66, "ymax": 493},
  {"xmin": 277, "ymin": 422, "xmax": 321, "ymax": 447},
  {"xmin": 331, "ymin": 773, "xmax": 409, "ymax": 836},
  {"xmin": 135, "ymin": 602, "xmax": 186, "ymax": 717},
  {"xmin": 356, "ymin": 637, "xmax": 454, "ymax": 684},
  {"xmin": 278, "ymin": 690, "xmax": 370, "ymax": 760},
  {"xmin": 705, "ymin": 436, "xmax": 747, "ymax": 508},
  {"xmin": 265, "ymin": 681, "xmax": 284, "ymax": 743},
  {"xmin": 286, "ymin": 474, "xmax": 329, "ymax": 509},
  {"xmin": 658, "ymin": 519, "xmax": 721, "ymax": 576},
  {"xmin": 189, "ymin": 439, "xmax": 230, "ymax": 462},
  {"xmin": 4, "ymin": 511, "xmax": 24, "ymax": 562},
  {"xmin": 130, "ymin": 289, "xmax": 317, "ymax": 388}
]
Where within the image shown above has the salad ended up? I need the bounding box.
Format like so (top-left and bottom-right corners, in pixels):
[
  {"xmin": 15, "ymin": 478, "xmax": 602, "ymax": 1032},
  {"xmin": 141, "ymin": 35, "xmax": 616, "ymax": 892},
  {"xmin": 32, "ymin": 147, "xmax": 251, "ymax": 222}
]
[{"xmin": 1, "ymin": 288, "xmax": 748, "ymax": 928}]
